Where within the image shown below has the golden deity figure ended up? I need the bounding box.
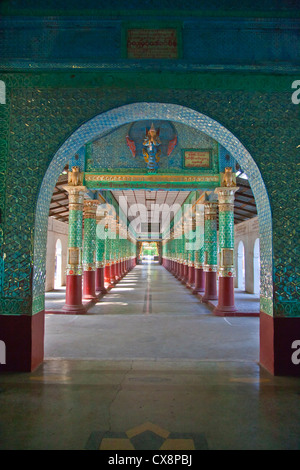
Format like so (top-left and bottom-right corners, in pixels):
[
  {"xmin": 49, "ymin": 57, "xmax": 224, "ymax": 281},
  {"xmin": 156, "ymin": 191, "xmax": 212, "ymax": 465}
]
[{"xmin": 142, "ymin": 123, "xmax": 162, "ymax": 172}]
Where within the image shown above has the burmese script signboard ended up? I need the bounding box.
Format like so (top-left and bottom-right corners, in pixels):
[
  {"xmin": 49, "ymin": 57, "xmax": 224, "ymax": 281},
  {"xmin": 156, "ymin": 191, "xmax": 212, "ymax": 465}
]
[
  {"xmin": 127, "ymin": 29, "xmax": 179, "ymax": 59},
  {"xmin": 183, "ymin": 150, "xmax": 211, "ymax": 169}
]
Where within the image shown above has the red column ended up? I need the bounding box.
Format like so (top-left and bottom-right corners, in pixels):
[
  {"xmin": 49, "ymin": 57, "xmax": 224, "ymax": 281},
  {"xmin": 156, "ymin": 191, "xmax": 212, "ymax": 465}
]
[
  {"xmin": 110, "ymin": 261, "xmax": 117, "ymax": 284},
  {"xmin": 96, "ymin": 266, "xmax": 107, "ymax": 294},
  {"xmin": 193, "ymin": 267, "xmax": 205, "ymax": 294},
  {"xmin": 187, "ymin": 263, "xmax": 195, "ymax": 288},
  {"xmin": 104, "ymin": 263, "xmax": 111, "ymax": 287},
  {"xmin": 182, "ymin": 261, "xmax": 188, "ymax": 285},
  {"xmin": 83, "ymin": 269, "xmax": 97, "ymax": 301},
  {"xmin": 63, "ymin": 185, "xmax": 87, "ymax": 315},
  {"xmin": 202, "ymin": 271, "xmax": 218, "ymax": 302},
  {"xmin": 214, "ymin": 277, "xmax": 237, "ymax": 315},
  {"xmin": 63, "ymin": 274, "xmax": 86, "ymax": 314}
]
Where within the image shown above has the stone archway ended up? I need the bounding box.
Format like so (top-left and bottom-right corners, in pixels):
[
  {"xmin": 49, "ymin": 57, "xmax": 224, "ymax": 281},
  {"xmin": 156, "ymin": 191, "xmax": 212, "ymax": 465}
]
[{"xmin": 34, "ymin": 103, "xmax": 273, "ymax": 320}]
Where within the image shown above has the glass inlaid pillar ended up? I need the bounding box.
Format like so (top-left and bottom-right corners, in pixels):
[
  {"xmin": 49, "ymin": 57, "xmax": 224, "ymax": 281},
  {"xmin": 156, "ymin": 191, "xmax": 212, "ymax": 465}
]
[
  {"xmin": 187, "ymin": 217, "xmax": 196, "ymax": 289},
  {"xmin": 104, "ymin": 227, "xmax": 113, "ymax": 288},
  {"xmin": 214, "ymin": 186, "xmax": 239, "ymax": 315},
  {"xmin": 63, "ymin": 185, "xmax": 87, "ymax": 314},
  {"xmin": 83, "ymin": 200, "xmax": 98, "ymax": 301},
  {"xmin": 202, "ymin": 202, "xmax": 218, "ymax": 302},
  {"xmin": 95, "ymin": 211, "xmax": 107, "ymax": 295},
  {"xmin": 193, "ymin": 204, "xmax": 205, "ymax": 294}
]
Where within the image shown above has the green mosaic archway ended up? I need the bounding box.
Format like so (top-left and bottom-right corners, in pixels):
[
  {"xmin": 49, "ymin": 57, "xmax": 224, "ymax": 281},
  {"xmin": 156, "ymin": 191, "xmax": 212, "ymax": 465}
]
[{"xmin": 33, "ymin": 102, "xmax": 273, "ymax": 316}]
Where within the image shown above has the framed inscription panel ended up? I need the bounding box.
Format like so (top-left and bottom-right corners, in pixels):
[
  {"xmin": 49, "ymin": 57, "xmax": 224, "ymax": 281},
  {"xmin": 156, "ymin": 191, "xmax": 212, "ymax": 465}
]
[
  {"xmin": 126, "ymin": 27, "xmax": 180, "ymax": 59},
  {"xmin": 221, "ymin": 248, "xmax": 234, "ymax": 267},
  {"xmin": 183, "ymin": 149, "xmax": 212, "ymax": 169},
  {"xmin": 68, "ymin": 247, "xmax": 81, "ymax": 265}
]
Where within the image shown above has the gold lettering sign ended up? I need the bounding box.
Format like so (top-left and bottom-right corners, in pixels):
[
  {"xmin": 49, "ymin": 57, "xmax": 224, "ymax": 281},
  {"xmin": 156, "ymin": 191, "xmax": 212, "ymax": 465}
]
[
  {"xmin": 68, "ymin": 247, "xmax": 80, "ymax": 265},
  {"xmin": 184, "ymin": 150, "xmax": 211, "ymax": 168},
  {"xmin": 127, "ymin": 29, "xmax": 178, "ymax": 59},
  {"xmin": 221, "ymin": 248, "xmax": 234, "ymax": 267}
]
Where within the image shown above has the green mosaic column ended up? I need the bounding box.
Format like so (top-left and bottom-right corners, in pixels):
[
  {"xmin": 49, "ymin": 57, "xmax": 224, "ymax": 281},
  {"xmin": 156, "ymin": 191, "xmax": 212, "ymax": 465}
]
[
  {"xmin": 104, "ymin": 227, "xmax": 112, "ymax": 286},
  {"xmin": 202, "ymin": 202, "xmax": 218, "ymax": 301},
  {"xmin": 95, "ymin": 212, "xmax": 107, "ymax": 294},
  {"xmin": 83, "ymin": 200, "xmax": 98, "ymax": 300},
  {"xmin": 214, "ymin": 186, "xmax": 239, "ymax": 315},
  {"xmin": 178, "ymin": 222, "xmax": 185, "ymax": 281},
  {"xmin": 63, "ymin": 185, "xmax": 87, "ymax": 314},
  {"xmin": 193, "ymin": 204, "xmax": 205, "ymax": 294},
  {"xmin": 182, "ymin": 229, "xmax": 189, "ymax": 284}
]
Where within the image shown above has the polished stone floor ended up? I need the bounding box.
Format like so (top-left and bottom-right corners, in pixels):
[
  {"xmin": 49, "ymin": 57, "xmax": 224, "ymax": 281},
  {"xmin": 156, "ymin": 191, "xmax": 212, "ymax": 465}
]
[{"xmin": 0, "ymin": 264, "xmax": 299, "ymax": 450}]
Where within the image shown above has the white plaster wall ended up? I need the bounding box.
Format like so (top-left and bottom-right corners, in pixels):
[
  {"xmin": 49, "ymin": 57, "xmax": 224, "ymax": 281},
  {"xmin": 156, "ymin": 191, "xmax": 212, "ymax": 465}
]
[
  {"xmin": 234, "ymin": 217, "xmax": 260, "ymax": 293},
  {"xmin": 45, "ymin": 217, "xmax": 68, "ymax": 292}
]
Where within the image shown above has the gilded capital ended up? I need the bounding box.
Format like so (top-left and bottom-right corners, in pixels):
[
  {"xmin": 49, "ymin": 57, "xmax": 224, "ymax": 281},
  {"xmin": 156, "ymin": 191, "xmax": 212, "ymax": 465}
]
[
  {"xmin": 204, "ymin": 201, "xmax": 218, "ymax": 220},
  {"xmin": 215, "ymin": 186, "xmax": 239, "ymax": 206},
  {"xmin": 84, "ymin": 199, "xmax": 99, "ymax": 218},
  {"xmin": 63, "ymin": 185, "xmax": 87, "ymax": 211}
]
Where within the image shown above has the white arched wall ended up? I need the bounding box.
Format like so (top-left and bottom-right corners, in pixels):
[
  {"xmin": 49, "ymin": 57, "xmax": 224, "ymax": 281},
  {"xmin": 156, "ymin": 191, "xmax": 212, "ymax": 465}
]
[
  {"xmin": 237, "ymin": 241, "xmax": 245, "ymax": 291},
  {"xmin": 45, "ymin": 217, "xmax": 68, "ymax": 292},
  {"xmin": 253, "ymin": 238, "xmax": 261, "ymax": 295},
  {"xmin": 234, "ymin": 217, "xmax": 260, "ymax": 294},
  {"xmin": 33, "ymin": 103, "xmax": 273, "ymax": 315}
]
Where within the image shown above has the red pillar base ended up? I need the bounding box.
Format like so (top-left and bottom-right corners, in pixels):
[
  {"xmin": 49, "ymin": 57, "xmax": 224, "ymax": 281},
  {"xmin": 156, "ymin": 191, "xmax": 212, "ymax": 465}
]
[
  {"xmin": 193, "ymin": 268, "xmax": 205, "ymax": 294},
  {"xmin": 0, "ymin": 311, "xmax": 45, "ymax": 372},
  {"xmin": 213, "ymin": 276, "xmax": 237, "ymax": 315},
  {"xmin": 104, "ymin": 265, "xmax": 113, "ymax": 289},
  {"xmin": 202, "ymin": 271, "xmax": 218, "ymax": 302},
  {"xmin": 187, "ymin": 266, "xmax": 195, "ymax": 289},
  {"xmin": 110, "ymin": 263, "xmax": 118, "ymax": 284},
  {"xmin": 63, "ymin": 274, "xmax": 86, "ymax": 314},
  {"xmin": 96, "ymin": 267, "xmax": 107, "ymax": 294},
  {"xmin": 260, "ymin": 311, "xmax": 300, "ymax": 377},
  {"xmin": 83, "ymin": 270, "xmax": 98, "ymax": 301},
  {"xmin": 181, "ymin": 265, "xmax": 189, "ymax": 285}
]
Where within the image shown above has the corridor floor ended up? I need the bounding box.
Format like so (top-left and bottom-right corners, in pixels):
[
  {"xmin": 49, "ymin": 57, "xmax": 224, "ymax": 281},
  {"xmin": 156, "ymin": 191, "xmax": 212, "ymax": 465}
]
[
  {"xmin": 44, "ymin": 263, "xmax": 259, "ymax": 361},
  {"xmin": 0, "ymin": 264, "xmax": 299, "ymax": 450}
]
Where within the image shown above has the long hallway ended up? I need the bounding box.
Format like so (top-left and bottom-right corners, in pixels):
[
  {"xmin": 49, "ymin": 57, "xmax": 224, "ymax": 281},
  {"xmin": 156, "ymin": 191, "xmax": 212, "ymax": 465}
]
[{"xmin": 44, "ymin": 262, "xmax": 259, "ymax": 362}]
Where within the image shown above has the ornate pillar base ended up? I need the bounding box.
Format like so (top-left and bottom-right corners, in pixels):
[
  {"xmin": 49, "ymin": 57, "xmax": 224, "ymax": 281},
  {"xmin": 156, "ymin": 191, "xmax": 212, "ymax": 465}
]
[
  {"xmin": 213, "ymin": 276, "xmax": 237, "ymax": 315},
  {"xmin": 202, "ymin": 271, "xmax": 218, "ymax": 302},
  {"xmin": 193, "ymin": 268, "xmax": 205, "ymax": 294},
  {"xmin": 63, "ymin": 274, "xmax": 86, "ymax": 314},
  {"xmin": 83, "ymin": 270, "xmax": 98, "ymax": 301},
  {"xmin": 96, "ymin": 267, "xmax": 107, "ymax": 294}
]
